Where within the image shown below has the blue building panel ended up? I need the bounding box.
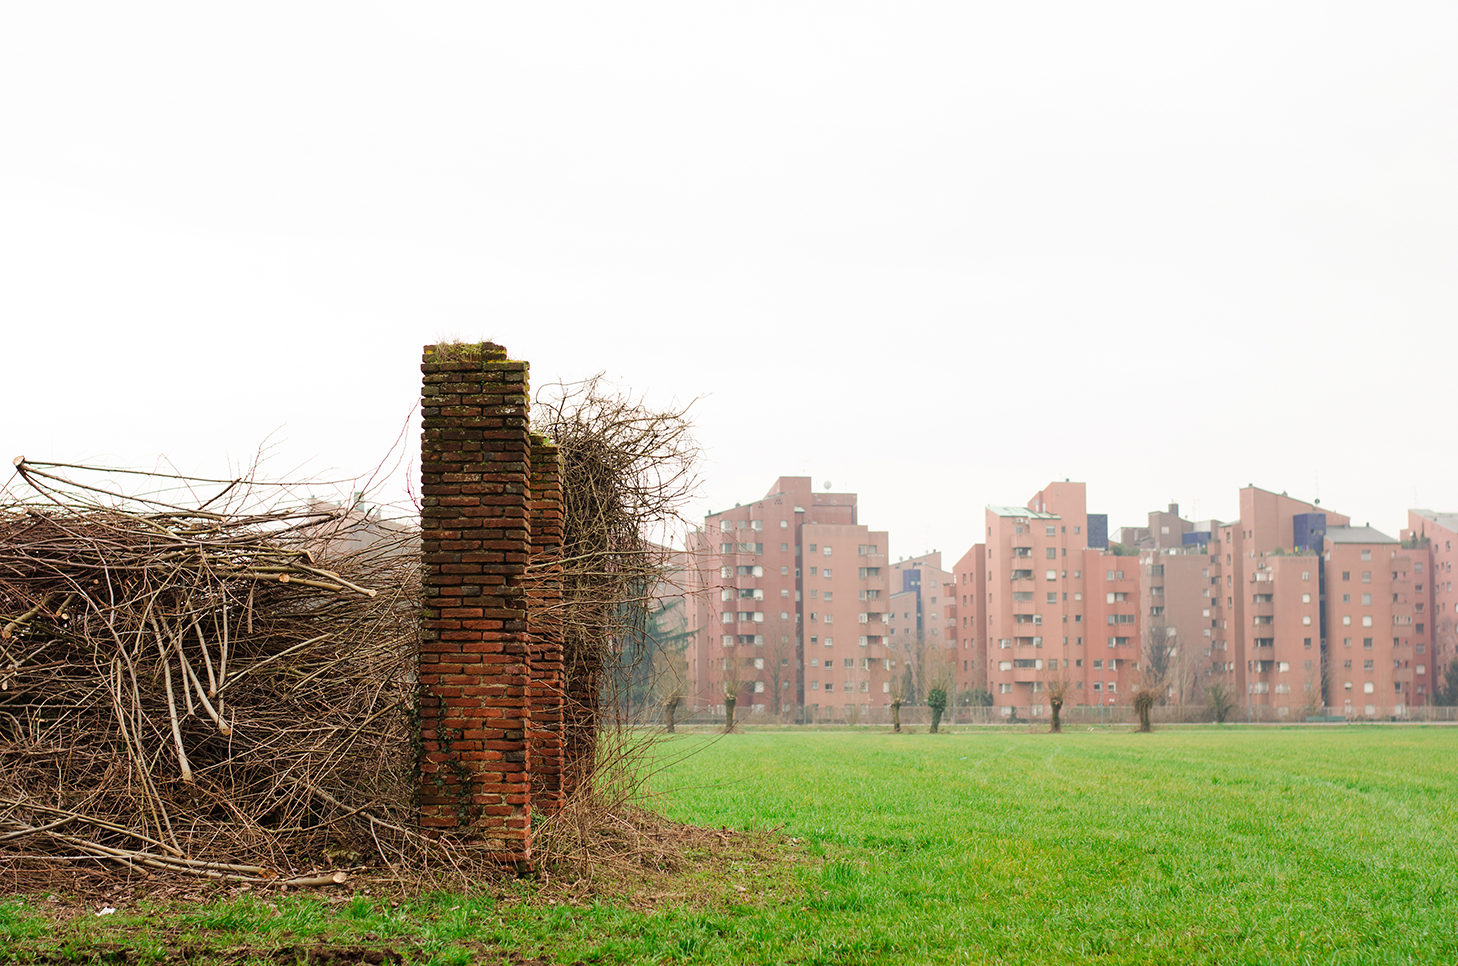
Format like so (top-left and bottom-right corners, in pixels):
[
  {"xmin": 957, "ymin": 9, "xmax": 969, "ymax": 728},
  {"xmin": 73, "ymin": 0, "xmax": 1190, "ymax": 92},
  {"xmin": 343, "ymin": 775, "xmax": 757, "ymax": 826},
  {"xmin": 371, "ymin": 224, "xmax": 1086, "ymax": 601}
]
[
  {"xmin": 1182, "ymin": 531, "xmax": 1212, "ymax": 547},
  {"xmin": 1293, "ymin": 513, "xmax": 1327, "ymax": 553},
  {"xmin": 1087, "ymin": 514, "xmax": 1108, "ymax": 550}
]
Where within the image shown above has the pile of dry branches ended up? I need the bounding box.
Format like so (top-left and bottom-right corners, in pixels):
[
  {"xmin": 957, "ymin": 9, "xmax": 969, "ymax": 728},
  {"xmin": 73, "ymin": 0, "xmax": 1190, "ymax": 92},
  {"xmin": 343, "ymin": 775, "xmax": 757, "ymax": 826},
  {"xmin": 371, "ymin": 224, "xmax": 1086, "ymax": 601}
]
[
  {"xmin": 0, "ymin": 460, "xmax": 424, "ymax": 887},
  {"xmin": 1, "ymin": 376, "xmax": 703, "ymax": 890}
]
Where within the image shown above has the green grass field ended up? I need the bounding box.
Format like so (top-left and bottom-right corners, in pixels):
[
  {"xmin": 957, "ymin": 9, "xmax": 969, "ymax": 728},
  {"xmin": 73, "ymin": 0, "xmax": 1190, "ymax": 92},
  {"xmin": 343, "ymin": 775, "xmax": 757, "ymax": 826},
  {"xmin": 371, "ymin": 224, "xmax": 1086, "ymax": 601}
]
[{"xmin": 6, "ymin": 727, "xmax": 1458, "ymax": 964}]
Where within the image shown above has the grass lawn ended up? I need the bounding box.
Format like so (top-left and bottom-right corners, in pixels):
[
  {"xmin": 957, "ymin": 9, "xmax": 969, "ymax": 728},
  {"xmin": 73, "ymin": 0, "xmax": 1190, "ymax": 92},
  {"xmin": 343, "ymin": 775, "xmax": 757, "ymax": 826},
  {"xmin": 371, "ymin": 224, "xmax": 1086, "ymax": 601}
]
[{"xmin": 5, "ymin": 726, "xmax": 1458, "ymax": 964}]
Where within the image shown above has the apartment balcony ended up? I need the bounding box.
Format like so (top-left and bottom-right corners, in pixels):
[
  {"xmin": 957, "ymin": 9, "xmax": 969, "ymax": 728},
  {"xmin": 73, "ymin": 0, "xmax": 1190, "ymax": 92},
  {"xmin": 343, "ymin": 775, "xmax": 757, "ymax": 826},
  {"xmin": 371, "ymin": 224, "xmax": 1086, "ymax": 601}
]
[
  {"xmin": 1010, "ymin": 570, "xmax": 1036, "ymax": 583},
  {"xmin": 1011, "ymin": 547, "xmax": 1034, "ymax": 559},
  {"xmin": 1249, "ymin": 600, "xmax": 1275, "ymax": 618}
]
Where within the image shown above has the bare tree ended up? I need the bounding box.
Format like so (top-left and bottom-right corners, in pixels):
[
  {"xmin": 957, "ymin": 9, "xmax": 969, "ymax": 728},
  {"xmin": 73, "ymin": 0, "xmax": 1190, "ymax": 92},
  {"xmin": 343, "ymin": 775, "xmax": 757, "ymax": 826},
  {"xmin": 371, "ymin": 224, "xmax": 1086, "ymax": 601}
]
[
  {"xmin": 840, "ymin": 655, "xmax": 870, "ymax": 726},
  {"xmin": 1131, "ymin": 659, "xmax": 1164, "ymax": 733},
  {"xmin": 1144, "ymin": 622, "xmax": 1200, "ymax": 710},
  {"xmin": 720, "ymin": 645, "xmax": 745, "ymax": 733},
  {"xmin": 1207, "ymin": 681, "xmax": 1237, "ymax": 724},
  {"xmin": 764, "ymin": 621, "xmax": 798, "ymax": 720},
  {"xmin": 887, "ymin": 661, "xmax": 906, "ymax": 733},
  {"xmin": 890, "ymin": 630, "xmax": 933, "ymax": 705},
  {"xmin": 1043, "ymin": 662, "xmax": 1072, "ymax": 733},
  {"xmin": 924, "ymin": 651, "xmax": 954, "ymax": 733}
]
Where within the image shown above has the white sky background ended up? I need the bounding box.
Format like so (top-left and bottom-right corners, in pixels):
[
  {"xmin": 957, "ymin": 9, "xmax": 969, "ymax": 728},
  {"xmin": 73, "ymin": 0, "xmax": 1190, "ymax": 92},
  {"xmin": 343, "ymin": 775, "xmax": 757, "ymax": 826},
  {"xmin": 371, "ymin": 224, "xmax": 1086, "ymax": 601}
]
[{"xmin": 2, "ymin": 4, "xmax": 1454, "ymax": 556}]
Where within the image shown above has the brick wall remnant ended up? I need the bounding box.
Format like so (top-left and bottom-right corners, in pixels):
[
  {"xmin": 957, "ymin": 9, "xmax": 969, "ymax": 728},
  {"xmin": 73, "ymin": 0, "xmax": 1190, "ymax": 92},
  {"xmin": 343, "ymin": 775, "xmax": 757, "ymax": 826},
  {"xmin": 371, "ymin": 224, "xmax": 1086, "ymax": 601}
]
[{"xmin": 417, "ymin": 342, "xmax": 566, "ymax": 865}]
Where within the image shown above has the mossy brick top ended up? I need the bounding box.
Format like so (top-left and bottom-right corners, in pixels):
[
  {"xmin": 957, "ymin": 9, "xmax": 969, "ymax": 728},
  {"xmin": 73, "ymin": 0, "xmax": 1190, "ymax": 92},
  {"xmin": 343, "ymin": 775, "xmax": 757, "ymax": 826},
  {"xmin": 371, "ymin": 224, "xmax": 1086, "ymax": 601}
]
[{"xmin": 422, "ymin": 341, "xmax": 510, "ymax": 363}]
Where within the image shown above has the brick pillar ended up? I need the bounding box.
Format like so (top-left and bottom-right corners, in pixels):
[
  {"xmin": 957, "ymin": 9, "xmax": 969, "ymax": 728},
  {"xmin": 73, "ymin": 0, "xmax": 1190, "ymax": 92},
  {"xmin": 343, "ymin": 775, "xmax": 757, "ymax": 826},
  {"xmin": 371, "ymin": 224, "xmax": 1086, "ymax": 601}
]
[
  {"xmin": 417, "ymin": 343, "xmax": 534, "ymax": 864},
  {"xmin": 527, "ymin": 434, "xmax": 566, "ymax": 816}
]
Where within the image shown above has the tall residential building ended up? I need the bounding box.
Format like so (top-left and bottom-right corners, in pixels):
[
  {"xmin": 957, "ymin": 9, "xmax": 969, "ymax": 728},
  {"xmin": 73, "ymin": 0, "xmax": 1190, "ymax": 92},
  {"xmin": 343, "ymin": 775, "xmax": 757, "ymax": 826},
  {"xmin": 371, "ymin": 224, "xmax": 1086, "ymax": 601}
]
[
  {"xmin": 955, "ymin": 481, "xmax": 1138, "ymax": 717},
  {"xmin": 1407, "ymin": 510, "xmax": 1458, "ymax": 686},
  {"xmin": 1133, "ymin": 487, "xmax": 1431, "ymax": 717},
  {"xmin": 1199, "ymin": 488, "xmax": 1348, "ymax": 716},
  {"xmin": 1129, "ymin": 488, "xmax": 1344, "ymax": 717},
  {"xmin": 952, "ymin": 545, "xmax": 988, "ymax": 699},
  {"xmin": 1321, "ymin": 526, "xmax": 1431, "ymax": 716},
  {"xmin": 687, "ymin": 477, "xmax": 890, "ymax": 719},
  {"xmin": 886, "ymin": 552, "xmax": 957, "ymax": 700},
  {"xmin": 1138, "ymin": 541, "xmax": 1218, "ymax": 704}
]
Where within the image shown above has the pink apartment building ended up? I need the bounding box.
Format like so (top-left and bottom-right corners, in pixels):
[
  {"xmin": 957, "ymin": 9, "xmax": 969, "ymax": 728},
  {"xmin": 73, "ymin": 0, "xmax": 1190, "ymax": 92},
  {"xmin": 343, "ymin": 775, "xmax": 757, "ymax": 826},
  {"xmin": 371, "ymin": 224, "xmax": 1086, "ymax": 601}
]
[
  {"xmin": 1407, "ymin": 510, "xmax": 1458, "ymax": 691},
  {"xmin": 887, "ymin": 552, "xmax": 958, "ymax": 701},
  {"xmin": 953, "ymin": 481, "xmax": 1137, "ymax": 716},
  {"xmin": 1125, "ymin": 487, "xmax": 1440, "ymax": 717},
  {"xmin": 1320, "ymin": 526, "xmax": 1431, "ymax": 716},
  {"xmin": 952, "ymin": 545, "xmax": 988, "ymax": 699},
  {"xmin": 687, "ymin": 477, "xmax": 891, "ymax": 719},
  {"xmin": 1131, "ymin": 488, "xmax": 1342, "ymax": 717}
]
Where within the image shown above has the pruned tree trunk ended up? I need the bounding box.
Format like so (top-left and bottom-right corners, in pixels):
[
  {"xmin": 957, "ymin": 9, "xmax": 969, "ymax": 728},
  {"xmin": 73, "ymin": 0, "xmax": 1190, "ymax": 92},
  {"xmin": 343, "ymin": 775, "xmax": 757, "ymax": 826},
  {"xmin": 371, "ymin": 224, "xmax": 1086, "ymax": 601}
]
[
  {"xmin": 1050, "ymin": 696, "xmax": 1063, "ymax": 733},
  {"xmin": 1134, "ymin": 692, "xmax": 1155, "ymax": 732},
  {"xmin": 665, "ymin": 696, "xmax": 680, "ymax": 733},
  {"xmin": 723, "ymin": 696, "xmax": 736, "ymax": 734},
  {"xmin": 927, "ymin": 688, "xmax": 947, "ymax": 734},
  {"xmin": 891, "ymin": 700, "xmax": 902, "ymax": 733}
]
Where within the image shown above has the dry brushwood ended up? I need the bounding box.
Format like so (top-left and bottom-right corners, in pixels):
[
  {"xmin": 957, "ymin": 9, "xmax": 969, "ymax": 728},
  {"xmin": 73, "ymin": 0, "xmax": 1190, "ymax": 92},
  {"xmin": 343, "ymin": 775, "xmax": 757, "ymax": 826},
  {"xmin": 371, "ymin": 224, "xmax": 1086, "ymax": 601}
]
[
  {"xmin": 529, "ymin": 377, "xmax": 699, "ymax": 777},
  {"xmin": 0, "ymin": 459, "xmax": 433, "ymax": 887}
]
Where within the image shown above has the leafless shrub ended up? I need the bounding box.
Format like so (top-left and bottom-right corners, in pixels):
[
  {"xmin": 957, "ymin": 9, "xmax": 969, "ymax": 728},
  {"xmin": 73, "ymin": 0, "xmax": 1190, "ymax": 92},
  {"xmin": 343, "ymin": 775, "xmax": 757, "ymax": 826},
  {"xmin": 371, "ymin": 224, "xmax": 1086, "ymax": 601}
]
[{"xmin": 524, "ymin": 376, "xmax": 701, "ymax": 874}]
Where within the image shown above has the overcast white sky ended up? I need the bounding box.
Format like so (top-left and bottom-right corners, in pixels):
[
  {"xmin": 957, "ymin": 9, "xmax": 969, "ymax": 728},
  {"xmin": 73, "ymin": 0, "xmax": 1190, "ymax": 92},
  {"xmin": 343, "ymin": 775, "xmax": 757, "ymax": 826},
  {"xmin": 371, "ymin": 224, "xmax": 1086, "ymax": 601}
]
[{"xmin": 2, "ymin": 4, "xmax": 1454, "ymax": 557}]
